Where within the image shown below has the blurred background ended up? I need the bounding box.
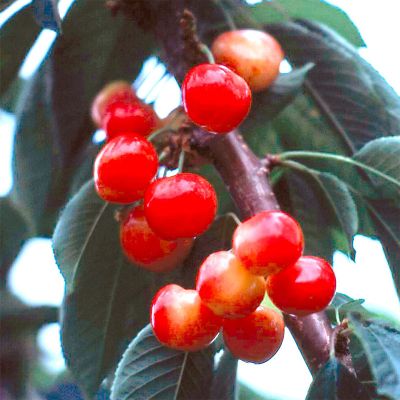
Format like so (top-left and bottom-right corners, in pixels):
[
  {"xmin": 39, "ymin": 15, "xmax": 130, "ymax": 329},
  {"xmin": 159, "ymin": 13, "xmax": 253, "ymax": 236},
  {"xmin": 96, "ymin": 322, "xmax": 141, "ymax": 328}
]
[{"xmin": 1, "ymin": 0, "xmax": 400, "ymax": 399}]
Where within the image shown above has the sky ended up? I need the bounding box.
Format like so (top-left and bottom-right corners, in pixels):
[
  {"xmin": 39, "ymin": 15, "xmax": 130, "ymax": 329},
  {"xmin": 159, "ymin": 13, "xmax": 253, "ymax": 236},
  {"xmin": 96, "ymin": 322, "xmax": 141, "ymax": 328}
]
[{"xmin": 1, "ymin": 1, "xmax": 400, "ymax": 399}]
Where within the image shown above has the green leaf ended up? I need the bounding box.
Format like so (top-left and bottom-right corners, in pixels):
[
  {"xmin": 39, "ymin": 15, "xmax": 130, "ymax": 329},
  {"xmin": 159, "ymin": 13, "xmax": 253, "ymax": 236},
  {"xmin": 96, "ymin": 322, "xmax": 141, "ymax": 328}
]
[
  {"xmin": 248, "ymin": 0, "xmax": 364, "ymax": 47},
  {"xmin": 11, "ymin": 1, "xmax": 156, "ymax": 235},
  {"xmin": 0, "ymin": 197, "xmax": 30, "ymax": 286},
  {"xmin": 354, "ymin": 137, "xmax": 400, "ymax": 197},
  {"xmin": 349, "ymin": 313, "xmax": 400, "ymax": 399},
  {"xmin": 267, "ymin": 20, "xmax": 400, "ymax": 152},
  {"xmin": 53, "ymin": 181, "xmax": 153, "ymax": 396},
  {"xmin": 243, "ymin": 64, "xmax": 314, "ymax": 157},
  {"xmin": 0, "ymin": 4, "xmax": 40, "ymax": 98},
  {"xmin": 209, "ymin": 350, "xmax": 238, "ymax": 400},
  {"xmin": 111, "ymin": 324, "xmax": 214, "ymax": 400},
  {"xmin": 306, "ymin": 357, "xmax": 371, "ymax": 399},
  {"xmin": 275, "ymin": 167, "xmax": 357, "ymax": 259},
  {"xmin": 53, "ymin": 182, "xmax": 236, "ymax": 396},
  {"xmin": 32, "ymin": 0, "xmax": 61, "ymax": 32},
  {"xmin": 326, "ymin": 293, "xmax": 368, "ymax": 325}
]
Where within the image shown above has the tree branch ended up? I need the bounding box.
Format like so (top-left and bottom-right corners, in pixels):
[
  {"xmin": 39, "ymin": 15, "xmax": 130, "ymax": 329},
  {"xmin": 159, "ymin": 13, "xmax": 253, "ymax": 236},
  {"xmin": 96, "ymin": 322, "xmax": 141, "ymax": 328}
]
[{"xmin": 119, "ymin": 0, "xmax": 334, "ymax": 377}]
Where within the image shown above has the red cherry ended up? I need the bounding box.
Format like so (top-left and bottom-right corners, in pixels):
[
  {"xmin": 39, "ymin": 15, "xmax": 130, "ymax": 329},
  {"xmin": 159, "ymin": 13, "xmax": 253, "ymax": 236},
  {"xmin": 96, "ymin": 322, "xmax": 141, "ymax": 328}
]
[
  {"xmin": 266, "ymin": 256, "xmax": 336, "ymax": 316},
  {"xmin": 91, "ymin": 81, "xmax": 137, "ymax": 127},
  {"xmin": 144, "ymin": 173, "xmax": 217, "ymax": 240},
  {"xmin": 103, "ymin": 100, "xmax": 159, "ymax": 140},
  {"xmin": 94, "ymin": 134, "xmax": 158, "ymax": 204},
  {"xmin": 223, "ymin": 306, "xmax": 285, "ymax": 363},
  {"xmin": 120, "ymin": 206, "xmax": 193, "ymax": 272},
  {"xmin": 232, "ymin": 211, "xmax": 304, "ymax": 276},
  {"xmin": 196, "ymin": 251, "xmax": 265, "ymax": 318},
  {"xmin": 151, "ymin": 284, "xmax": 221, "ymax": 351},
  {"xmin": 182, "ymin": 63, "xmax": 251, "ymax": 134},
  {"xmin": 212, "ymin": 30, "xmax": 284, "ymax": 92}
]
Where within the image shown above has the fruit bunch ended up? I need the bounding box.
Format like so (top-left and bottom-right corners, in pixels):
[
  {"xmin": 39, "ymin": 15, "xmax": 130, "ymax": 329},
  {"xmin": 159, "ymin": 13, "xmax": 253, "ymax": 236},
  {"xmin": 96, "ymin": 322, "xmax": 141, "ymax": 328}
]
[
  {"xmin": 91, "ymin": 81, "xmax": 217, "ymax": 271},
  {"xmin": 151, "ymin": 210, "xmax": 336, "ymax": 363},
  {"xmin": 90, "ymin": 29, "xmax": 336, "ymax": 365}
]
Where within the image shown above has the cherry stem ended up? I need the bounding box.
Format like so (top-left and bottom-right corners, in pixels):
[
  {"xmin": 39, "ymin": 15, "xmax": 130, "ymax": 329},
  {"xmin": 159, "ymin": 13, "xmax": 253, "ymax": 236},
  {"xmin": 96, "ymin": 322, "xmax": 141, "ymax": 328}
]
[{"xmin": 178, "ymin": 149, "xmax": 186, "ymax": 172}]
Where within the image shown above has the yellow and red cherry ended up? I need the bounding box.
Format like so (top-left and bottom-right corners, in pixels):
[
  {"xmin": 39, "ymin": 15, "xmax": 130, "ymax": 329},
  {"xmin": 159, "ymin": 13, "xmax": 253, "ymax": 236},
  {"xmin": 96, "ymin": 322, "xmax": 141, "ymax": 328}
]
[
  {"xmin": 212, "ymin": 30, "xmax": 284, "ymax": 92},
  {"xmin": 196, "ymin": 251, "xmax": 265, "ymax": 319},
  {"xmin": 120, "ymin": 206, "xmax": 193, "ymax": 272},
  {"xmin": 223, "ymin": 305, "xmax": 285, "ymax": 363},
  {"xmin": 151, "ymin": 284, "xmax": 221, "ymax": 351},
  {"xmin": 232, "ymin": 210, "xmax": 304, "ymax": 276}
]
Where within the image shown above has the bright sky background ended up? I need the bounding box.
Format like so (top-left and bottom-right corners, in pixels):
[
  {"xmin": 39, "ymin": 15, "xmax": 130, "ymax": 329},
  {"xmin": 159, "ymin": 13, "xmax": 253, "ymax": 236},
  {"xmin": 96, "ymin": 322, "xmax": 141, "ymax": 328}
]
[{"xmin": 1, "ymin": 1, "xmax": 400, "ymax": 399}]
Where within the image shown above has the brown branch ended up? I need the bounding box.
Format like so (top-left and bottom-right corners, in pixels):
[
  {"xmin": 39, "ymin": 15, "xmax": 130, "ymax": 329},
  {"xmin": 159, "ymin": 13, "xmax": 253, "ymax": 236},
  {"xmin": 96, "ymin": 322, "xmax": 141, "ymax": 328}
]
[{"xmin": 117, "ymin": 0, "xmax": 335, "ymax": 377}]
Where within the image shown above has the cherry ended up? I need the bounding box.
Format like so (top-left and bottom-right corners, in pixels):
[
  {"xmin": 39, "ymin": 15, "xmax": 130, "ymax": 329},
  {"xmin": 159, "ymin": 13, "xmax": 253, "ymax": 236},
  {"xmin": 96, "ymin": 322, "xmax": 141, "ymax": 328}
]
[
  {"xmin": 196, "ymin": 251, "xmax": 265, "ymax": 318},
  {"xmin": 223, "ymin": 306, "xmax": 285, "ymax": 363},
  {"xmin": 182, "ymin": 63, "xmax": 251, "ymax": 134},
  {"xmin": 232, "ymin": 211, "xmax": 304, "ymax": 276},
  {"xmin": 144, "ymin": 172, "xmax": 217, "ymax": 240},
  {"xmin": 103, "ymin": 100, "xmax": 159, "ymax": 140},
  {"xmin": 266, "ymin": 256, "xmax": 336, "ymax": 316},
  {"xmin": 151, "ymin": 284, "xmax": 221, "ymax": 351},
  {"xmin": 120, "ymin": 206, "xmax": 193, "ymax": 272},
  {"xmin": 212, "ymin": 30, "xmax": 284, "ymax": 92},
  {"xmin": 94, "ymin": 134, "xmax": 158, "ymax": 204},
  {"xmin": 91, "ymin": 81, "xmax": 137, "ymax": 127}
]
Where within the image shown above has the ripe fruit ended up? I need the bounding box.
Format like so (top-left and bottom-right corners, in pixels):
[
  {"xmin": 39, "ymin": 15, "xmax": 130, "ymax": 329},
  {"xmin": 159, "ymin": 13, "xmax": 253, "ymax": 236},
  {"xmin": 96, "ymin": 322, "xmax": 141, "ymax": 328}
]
[
  {"xmin": 103, "ymin": 100, "xmax": 158, "ymax": 140},
  {"xmin": 151, "ymin": 284, "xmax": 221, "ymax": 351},
  {"xmin": 212, "ymin": 30, "xmax": 284, "ymax": 92},
  {"xmin": 232, "ymin": 211, "xmax": 304, "ymax": 276},
  {"xmin": 266, "ymin": 256, "xmax": 336, "ymax": 316},
  {"xmin": 91, "ymin": 81, "xmax": 137, "ymax": 127},
  {"xmin": 223, "ymin": 306, "xmax": 285, "ymax": 363},
  {"xmin": 94, "ymin": 134, "xmax": 158, "ymax": 204},
  {"xmin": 196, "ymin": 251, "xmax": 265, "ymax": 318},
  {"xmin": 182, "ymin": 63, "xmax": 251, "ymax": 134},
  {"xmin": 144, "ymin": 173, "xmax": 217, "ymax": 240},
  {"xmin": 120, "ymin": 206, "xmax": 193, "ymax": 272}
]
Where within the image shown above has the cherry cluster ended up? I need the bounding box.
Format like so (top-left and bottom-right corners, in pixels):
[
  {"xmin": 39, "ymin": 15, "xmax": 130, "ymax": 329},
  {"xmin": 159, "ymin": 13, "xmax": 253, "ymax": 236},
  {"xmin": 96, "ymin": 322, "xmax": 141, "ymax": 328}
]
[
  {"xmin": 89, "ymin": 29, "xmax": 337, "ymax": 365},
  {"xmin": 151, "ymin": 211, "xmax": 336, "ymax": 363},
  {"xmin": 91, "ymin": 82, "xmax": 218, "ymax": 271}
]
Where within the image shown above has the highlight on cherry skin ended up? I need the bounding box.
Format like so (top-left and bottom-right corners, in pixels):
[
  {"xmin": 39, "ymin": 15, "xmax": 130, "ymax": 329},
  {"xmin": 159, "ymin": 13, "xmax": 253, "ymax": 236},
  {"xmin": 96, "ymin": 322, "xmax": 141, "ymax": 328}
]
[
  {"xmin": 223, "ymin": 305, "xmax": 285, "ymax": 364},
  {"xmin": 266, "ymin": 256, "xmax": 337, "ymax": 316},
  {"xmin": 93, "ymin": 133, "xmax": 158, "ymax": 204},
  {"xmin": 182, "ymin": 63, "xmax": 252, "ymax": 134},
  {"xmin": 103, "ymin": 99, "xmax": 159, "ymax": 141},
  {"xmin": 212, "ymin": 29, "xmax": 284, "ymax": 92},
  {"xmin": 232, "ymin": 210, "xmax": 304, "ymax": 276},
  {"xmin": 150, "ymin": 284, "xmax": 222, "ymax": 351},
  {"xmin": 196, "ymin": 251, "xmax": 265, "ymax": 318},
  {"xmin": 144, "ymin": 172, "xmax": 218, "ymax": 240},
  {"xmin": 120, "ymin": 205, "xmax": 193, "ymax": 273},
  {"xmin": 90, "ymin": 80, "xmax": 137, "ymax": 127}
]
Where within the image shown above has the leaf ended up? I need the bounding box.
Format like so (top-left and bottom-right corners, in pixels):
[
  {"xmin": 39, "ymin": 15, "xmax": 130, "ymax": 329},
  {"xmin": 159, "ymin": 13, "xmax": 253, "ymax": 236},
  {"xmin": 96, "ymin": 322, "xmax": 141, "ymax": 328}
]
[
  {"xmin": 326, "ymin": 293, "xmax": 368, "ymax": 325},
  {"xmin": 0, "ymin": 3, "xmax": 40, "ymax": 98},
  {"xmin": 11, "ymin": 1, "xmax": 155, "ymax": 235},
  {"xmin": 354, "ymin": 137, "xmax": 400, "ymax": 197},
  {"xmin": 32, "ymin": 0, "xmax": 61, "ymax": 32},
  {"xmin": 276, "ymin": 167, "xmax": 357, "ymax": 260},
  {"xmin": 209, "ymin": 350, "xmax": 238, "ymax": 400},
  {"xmin": 0, "ymin": 197, "xmax": 30, "ymax": 285},
  {"xmin": 348, "ymin": 313, "xmax": 400, "ymax": 399},
  {"xmin": 248, "ymin": 0, "xmax": 364, "ymax": 47},
  {"xmin": 53, "ymin": 181, "xmax": 153, "ymax": 396},
  {"xmin": 251, "ymin": 63, "xmax": 314, "ymax": 119},
  {"xmin": 266, "ymin": 20, "xmax": 400, "ymax": 152},
  {"xmin": 306, "ymin": 357, "xmax": 371, "ymax": 400},
  {"xmin": 111, "ymin": 324, "xmax": 214, "ymax": 400}
]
